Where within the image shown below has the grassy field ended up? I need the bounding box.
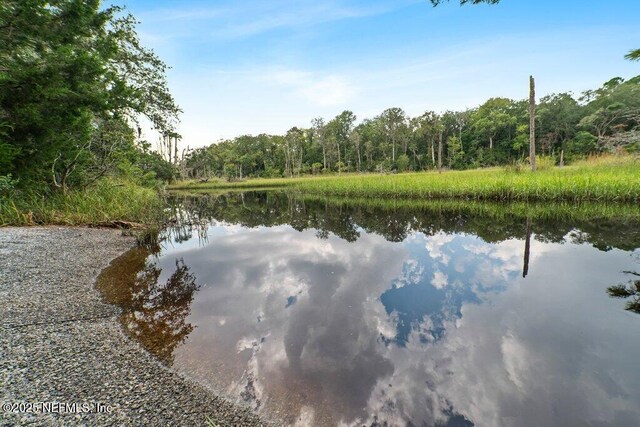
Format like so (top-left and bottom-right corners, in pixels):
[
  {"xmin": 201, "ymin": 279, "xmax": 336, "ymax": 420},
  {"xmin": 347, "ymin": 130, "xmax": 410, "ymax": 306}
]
[
  {"xmin": 0, "ymin": 179, "xmax": 165, "ymax": 227},
  {"xmin": 169, "ymin": 155, "xmax": 640, "ymax": 202}
]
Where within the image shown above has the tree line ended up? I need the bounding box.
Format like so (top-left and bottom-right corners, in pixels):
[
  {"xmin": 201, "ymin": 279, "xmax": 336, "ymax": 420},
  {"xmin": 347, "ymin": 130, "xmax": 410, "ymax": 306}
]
[{"xmin": 183, "ymin": 76, "xmax": 640, "ymax": 180}]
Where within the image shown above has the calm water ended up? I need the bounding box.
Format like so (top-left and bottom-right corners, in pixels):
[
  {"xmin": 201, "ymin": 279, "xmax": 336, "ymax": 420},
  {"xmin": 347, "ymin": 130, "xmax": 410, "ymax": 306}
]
[{"xmin": 98, "ymin": 192, "xmax": 640, "ymax": 426}]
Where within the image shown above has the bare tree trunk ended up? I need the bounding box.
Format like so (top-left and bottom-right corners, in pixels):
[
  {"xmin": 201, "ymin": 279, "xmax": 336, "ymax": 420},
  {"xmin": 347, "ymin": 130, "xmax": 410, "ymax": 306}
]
[
  {"xmin": 438, "ymin": 131, "xmax": 443, "ymax": 172},
  {"xmin": 392, "ymin": 137, "xmax": 396, "ymax": 162},
  {"xmin": 559, "ymin": 149, "xmax": 564, "ymax": 168},
  {"xmin": 299, "ymin": 148, "xmax": 303, "ymax": 177},
  {"xmin": 431, "ymin": 140, "xmax": 436, "ymax": 166},
  {"xmin": 489, "ymin": 135, "xmax": 493, "ymax": 150},
  {"xmin": 174, "ymin": 136, "xmax": 178, "ymax": 165},
  {"xmin": 322, "ymin": 145, "xmax": 326, "ymax": 170},
  {"xmin": 529, "ymin": 75, "xmax": 537, "ymax": 172}
]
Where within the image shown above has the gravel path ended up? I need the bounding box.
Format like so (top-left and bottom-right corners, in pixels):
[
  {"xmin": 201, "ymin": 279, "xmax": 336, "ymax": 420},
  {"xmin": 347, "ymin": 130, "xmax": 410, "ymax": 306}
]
[{"xmin": 0, "ymin": 227, "xmax": 268, "ymax": 426}]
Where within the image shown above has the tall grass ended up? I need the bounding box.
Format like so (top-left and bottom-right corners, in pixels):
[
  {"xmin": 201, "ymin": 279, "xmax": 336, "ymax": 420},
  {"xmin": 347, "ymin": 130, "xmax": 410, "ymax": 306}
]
[
  {"xmin": 170, "ymin": 155, "xmax": 640, "ymax": 202},
  {"xmin": 289, "ymin": 193, "xmax": 640, "ymax": 222},
  {"xmin": 0, "ymin": 178, "xmax": 165, "ymax": 226}
]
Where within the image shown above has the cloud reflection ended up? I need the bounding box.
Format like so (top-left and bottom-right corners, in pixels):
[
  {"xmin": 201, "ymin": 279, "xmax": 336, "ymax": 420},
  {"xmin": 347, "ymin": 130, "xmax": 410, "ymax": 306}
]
[{"xmin": 108, "ymin": 217, "xmax": 640, "ymax": 426}]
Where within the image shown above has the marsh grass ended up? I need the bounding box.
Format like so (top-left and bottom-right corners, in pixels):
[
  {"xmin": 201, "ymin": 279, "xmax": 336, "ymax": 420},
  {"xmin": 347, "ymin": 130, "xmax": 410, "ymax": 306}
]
[
  {"xmin": 170, "ymin": 155, "xmax": 640, "ymax": 202},
  {"xmin": 293, "ymin": 194, "xmax": 640, "ymax": 222},
  {"xmin": 0, "ymin": 178, "xmax": 165, "ymax": 227}
]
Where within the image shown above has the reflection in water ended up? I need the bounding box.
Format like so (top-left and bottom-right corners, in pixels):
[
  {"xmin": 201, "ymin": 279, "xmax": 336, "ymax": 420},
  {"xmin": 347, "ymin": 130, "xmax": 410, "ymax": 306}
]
[
  {"xmin": 522, "ymin": 217, "xmax": 532, "ymax": 278},
  {"xmin": 98, "ymin": 192, "xmax": 640, "ymax": 426},
  {"xmin": 97, "ymin": 250, "xmax": 200, "ymax": 365},
  {"xmin": 608, "ymin": 270, "xmax": 640, "ymax": 313}
]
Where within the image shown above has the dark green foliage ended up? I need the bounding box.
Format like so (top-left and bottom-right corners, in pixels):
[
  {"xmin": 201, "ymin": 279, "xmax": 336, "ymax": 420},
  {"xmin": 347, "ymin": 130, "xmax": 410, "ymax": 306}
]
[
  {"xmin": 607, "ymin": 280, "xmax": 640, "ymax": 314},
  {"xmin": 566, "ymin": 131, "xmax": 598, "ymax": 158},
  {"xmin": 137, "ymin": 149, "xmax": 176, "ymax": 183},
  {"xmin": 625, "ymin": 49, "xmax": 640, "ymax": 61},
  {"xmin": 0, "ymin": 1, "xmax": 179, "ymax": 191}
]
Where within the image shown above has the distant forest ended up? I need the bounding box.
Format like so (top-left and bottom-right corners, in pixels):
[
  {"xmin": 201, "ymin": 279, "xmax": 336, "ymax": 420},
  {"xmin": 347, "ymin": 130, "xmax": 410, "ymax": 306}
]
[{"xmin": 182, "ymin": 76, "xmax": 640, "ymax": 179}]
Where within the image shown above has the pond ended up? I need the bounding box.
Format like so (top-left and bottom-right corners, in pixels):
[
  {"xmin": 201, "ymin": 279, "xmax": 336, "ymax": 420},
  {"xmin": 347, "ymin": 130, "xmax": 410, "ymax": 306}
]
[{"xmin": 97, "ymin": 192, "xmax": 640, "ymax": 426}]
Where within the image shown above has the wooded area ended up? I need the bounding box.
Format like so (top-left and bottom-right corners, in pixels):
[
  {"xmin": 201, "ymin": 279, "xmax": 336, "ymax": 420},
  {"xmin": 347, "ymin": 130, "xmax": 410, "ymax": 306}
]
[
  {"xmin": 181, "ymin": 76, "xmax": 640, "ymax": 180},
  {"xmin": 0, "ymin": 1, "xmax": 179, "ymax": 195}
]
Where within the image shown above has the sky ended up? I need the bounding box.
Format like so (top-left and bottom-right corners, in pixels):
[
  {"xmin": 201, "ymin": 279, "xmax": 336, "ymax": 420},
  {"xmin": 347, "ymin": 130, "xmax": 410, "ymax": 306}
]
[{"xmin": 114, "ymin": 0, "xmax": 640, "ymax": 149}]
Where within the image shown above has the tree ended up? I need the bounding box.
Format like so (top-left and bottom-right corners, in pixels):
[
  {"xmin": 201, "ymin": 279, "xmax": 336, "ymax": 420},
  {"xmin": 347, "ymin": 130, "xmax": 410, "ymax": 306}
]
[
  {"xmin": 349, "ymin": 126, "xmax": 363, "ymax": 171},
  {"xmin": 529, "ymin": 76, "xmax": 536, "ymax": 171},
  {"xmin": 578, "ymin": 77, "xmax": 640, "ymax": 147},
  {"xmin": 311, "ymin": 117, "xmax": 328, "ymax": 170},
  {"xmin": 326, "ymin": 111, "xmax": 356, "ymax": 173},
  {"xmin": 380, "ymin": 108, "xmax": 407, "ymax": 162},
  {"xmin": 447, "ymin": 136, "xmax": 464, "ymax": 169},
  {"xmin": 284, "ymin": 127, "xmax": 304, "ymax": 177},
  {"xmin": 579, "ymin": 103, "xmax": 640, "ymax": 146},
  {"xmin": 471, "ymin": 98, "xmax": 517, "ymax": 151},
  {"xmin": 537, "ymin": 93, "xmax": 581, "ymax": 155},
  {"xmin": 415, "ymin": 111, "xmax": 441, "ymax": 167},
  {"xmin": 0, "ymin": 1, "xmax": 180, "ymax": 189},
  {"xmin": 625, "ymin": 49, "xmax": 640, "ymax": 61}
]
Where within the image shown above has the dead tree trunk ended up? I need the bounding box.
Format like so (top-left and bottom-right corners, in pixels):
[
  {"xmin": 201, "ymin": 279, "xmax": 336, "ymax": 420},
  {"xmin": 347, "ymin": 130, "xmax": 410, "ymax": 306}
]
[
  {"xmin": 322, "ymin": 145, "xmax": 326, "ymax": 170},
  {"xmin": 438, "ymin": 130, "xmax": 443, "ymax": 172},
  {"xmin": 431, "ymin": 140, "xmax": 436, "ymax": 167},
  {"xmin": 174, "ymin": 136, "xmax": 178, "ymax": 165},
  {"xmin": 529, "ymin": 75, "xmax": 537, "ymax": 172}
]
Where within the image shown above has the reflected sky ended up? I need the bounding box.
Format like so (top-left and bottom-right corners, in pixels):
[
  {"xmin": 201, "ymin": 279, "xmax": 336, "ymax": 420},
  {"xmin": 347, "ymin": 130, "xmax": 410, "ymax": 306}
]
[{"xmin": 100, "ymin": 200, "xmax": 640, "ymax": 426}]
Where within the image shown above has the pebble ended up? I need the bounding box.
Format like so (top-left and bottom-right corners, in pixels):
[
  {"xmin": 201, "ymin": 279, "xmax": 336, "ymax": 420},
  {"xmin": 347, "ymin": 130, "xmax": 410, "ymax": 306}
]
[{"xmin": 0, "ymin": 227, "xmax": 272, "ymax": 426}]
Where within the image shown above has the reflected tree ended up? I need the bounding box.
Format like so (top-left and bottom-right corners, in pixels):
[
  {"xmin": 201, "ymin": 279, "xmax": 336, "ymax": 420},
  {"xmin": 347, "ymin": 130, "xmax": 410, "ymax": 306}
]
[
  {"xmin": 607, "ymin": 272, "xmax": 640, "ymax": 313},
  {"xmin": 121, "ymin": 258, "xmax": 200, "ymax": 365},
  {"xmin": 522, "ymin": 216, "xmax": 532, "ymax": 278},
  {"xmin": 167, "ymin": 192, "xmax": 640, "ymax": 252}
]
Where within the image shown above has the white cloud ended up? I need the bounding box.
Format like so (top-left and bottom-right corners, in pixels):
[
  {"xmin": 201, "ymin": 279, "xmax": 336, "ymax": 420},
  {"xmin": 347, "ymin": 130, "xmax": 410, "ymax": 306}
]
[
  {"xmin": 264, "ymin": 69, "xmax": 358, "ymax": 107},
  {"xmin": 431, "ymin": 270, "xmax": 448, "ymax": 289},
  {"xmin": 425, "ymin": 232, "xmax": 455, "ymax": 265}
]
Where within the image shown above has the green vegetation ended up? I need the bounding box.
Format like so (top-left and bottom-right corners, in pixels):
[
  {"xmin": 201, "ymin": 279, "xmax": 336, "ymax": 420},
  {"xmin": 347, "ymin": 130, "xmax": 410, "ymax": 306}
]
[
  {"xmin": 0, "ymin": 1, "xmax": 179, "ymax": 226},
  {"xmin": 180, "ymin": 76, "xmax": 640, "ymax": 181},
  {"xmin": 0, "ymin": 179, "xmax": 164, "ymax": 226},
  {"xmin": 170, "ymin": 155, "xmax": 640, "ymax": 202}
]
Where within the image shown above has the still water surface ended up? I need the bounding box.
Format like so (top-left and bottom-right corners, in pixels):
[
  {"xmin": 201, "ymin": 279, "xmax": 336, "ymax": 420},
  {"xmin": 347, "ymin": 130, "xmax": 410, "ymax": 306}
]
[{"xmin": 98, "ymin": 192, "xmax": 640, "ymax": 426}]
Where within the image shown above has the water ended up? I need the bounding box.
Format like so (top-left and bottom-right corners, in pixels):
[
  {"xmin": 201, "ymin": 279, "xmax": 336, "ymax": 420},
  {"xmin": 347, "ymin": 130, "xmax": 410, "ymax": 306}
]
[{"xmin": 97, "ymin": 192, "xmax": 640, "ymax": 426}]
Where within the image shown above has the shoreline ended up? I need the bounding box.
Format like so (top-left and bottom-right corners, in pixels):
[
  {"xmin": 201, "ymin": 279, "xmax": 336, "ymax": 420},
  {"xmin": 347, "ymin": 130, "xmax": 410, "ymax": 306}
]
[
  {"xmin": 0, "ymin": 226, "xmax": 268, "ymax": 426},
  {"xmin": 168, "ymin": 155, "xmax": 640, "ymax": 203}
]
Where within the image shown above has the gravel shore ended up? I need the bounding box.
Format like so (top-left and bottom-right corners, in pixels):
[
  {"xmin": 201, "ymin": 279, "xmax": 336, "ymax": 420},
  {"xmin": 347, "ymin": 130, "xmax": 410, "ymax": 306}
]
[{"xmin": 0, "ymin": 227, "xmax": 267, "ymax": 426}]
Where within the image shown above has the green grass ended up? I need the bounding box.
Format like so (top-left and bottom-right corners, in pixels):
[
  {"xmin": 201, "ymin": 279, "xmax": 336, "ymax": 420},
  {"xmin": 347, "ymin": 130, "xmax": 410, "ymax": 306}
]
[
  {"xmin": 0, "ymin": 178, "xmax": 165, "ymax": 227},
  {"xmin": 288, "ymin": 193, "xmax": 640, "ymax": 222},
  {"xmin": 170, "ymin": 155, "xmax": 640, "ymax": 202}
]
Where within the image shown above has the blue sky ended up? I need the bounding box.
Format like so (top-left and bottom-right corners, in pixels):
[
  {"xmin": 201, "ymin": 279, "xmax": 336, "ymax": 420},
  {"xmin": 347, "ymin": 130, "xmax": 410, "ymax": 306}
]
[{"xmin": 114, "ymin": 0, "xmax": 640, "ymax": 148}]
